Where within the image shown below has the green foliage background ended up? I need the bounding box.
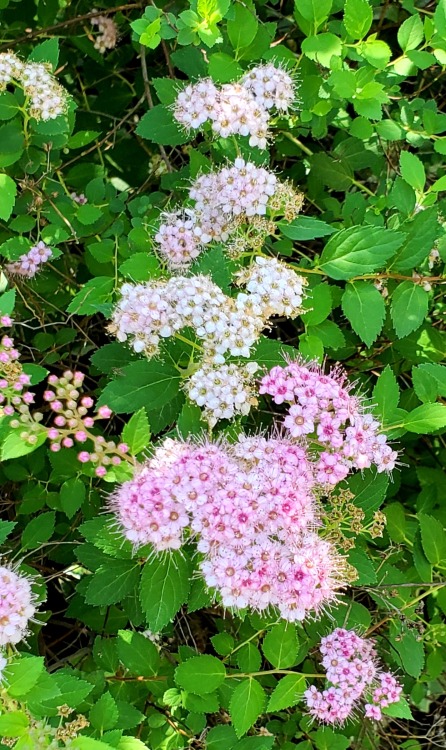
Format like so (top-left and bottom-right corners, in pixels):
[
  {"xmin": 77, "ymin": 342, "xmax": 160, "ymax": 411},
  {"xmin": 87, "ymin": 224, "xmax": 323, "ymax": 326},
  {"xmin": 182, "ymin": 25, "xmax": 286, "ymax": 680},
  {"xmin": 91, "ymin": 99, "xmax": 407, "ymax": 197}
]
[{"xmin": 0, "ymin": 0, "xmax": 446, "ymax": 748}]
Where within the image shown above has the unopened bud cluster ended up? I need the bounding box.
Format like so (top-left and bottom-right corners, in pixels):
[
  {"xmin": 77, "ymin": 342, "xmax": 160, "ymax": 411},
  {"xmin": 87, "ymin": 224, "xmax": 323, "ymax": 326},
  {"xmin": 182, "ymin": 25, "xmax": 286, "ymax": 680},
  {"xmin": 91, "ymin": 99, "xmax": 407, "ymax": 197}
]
[
  {"xmin": 0, "ymin": 324, "xmax": 34, "ymax": 420},
  {"xmin": 154, "ymin": 159, "xmax": 303, "ymax": 270},
  {"xmin": 0, "ymin": 51, "xmax": 69, "ymax": 120},
  {"xmin": 173, "ymin": 63, "xmax": 296, "ymax": 149},
  {"xmin": 304, "ymin": 628, "xmax": 402, "ymax": 724},
  {"xmin": 5, "ymin": 241, "xmax": 52, "ymax": 279},
  {"xmin": 44, "ymin": 370, "xmax": 129, "ymax": 477},
  {"xmin": 110, "ymin": 259, "xmax": 306, "ymax": 424},
  {"xmin": 111, "ymin": 434, "xmax": 348, "ymax": 621}
]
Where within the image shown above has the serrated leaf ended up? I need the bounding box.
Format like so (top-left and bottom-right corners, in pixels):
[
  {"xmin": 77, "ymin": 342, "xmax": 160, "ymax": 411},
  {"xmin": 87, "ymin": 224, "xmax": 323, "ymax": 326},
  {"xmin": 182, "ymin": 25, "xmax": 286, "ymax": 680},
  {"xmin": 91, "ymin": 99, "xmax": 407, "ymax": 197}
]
[
  {"xmin": 418, "ymin": 513, "xmax": 446, "ymax": 565},
  {"xmin": 230, "ymin": 679, "xmax": 266, "ymax": 738},
  {"xmin": 67, "ymin": 277, "xmax": 114, "ymax": 315},
  {"xmin": 319, "ymin": 226, "xmax": 404, "ymax": 279},
  {"xmin": 400, "ymin": 150, "xmax": 425, "ymax": 191},
  {"xmin": 227, "ymin": 5, "xmax": 258, "ymax": 50},
  {"xmin": 89, "ymin": 692, "xmax": 118, "ymax": 731},
  {"xmin": 117, "ymin": 630, "xmax": 160, "ymax": 677},
  {"xmin": 412, "ymin": 363, "xmax": 446, "ymax": 403},
  {"xmin": 267, "ymin": 674, "xmax": 306, "ymax": 712},
  {"xmin": 1, "ymin": 429, "xmax": 47, "ymax": 461},
  {"xmin": 404, "ymin": 403, "xmax": 446, "ymax": 433},
  {"xmin": 343, "ymin": 0, "xmax": 373, "ymax": 39},
  {"xmin": 348, "ymin": 547, "xmax": 377, "ymax": 584},
  {"xmin": 140, "ymin": 551, "xmax": 191, "ymax": 632},
  {"xmin": 0, "ymin": 712, "xmax": 29, "ymax": 737},
  {"xmin": 5, "ymin": 657, "xmax": 45, "ymax": 698},
  {"xmin": 98, "ymin": 360, "xmax": 181, "ymax": 414},
  {"xmin": 278, "ymin": 216, "xmax": 335, "ymax": 241},
  {"xmin": 86, "ymin": 558, "xmax": 140, "ymax": 605},
  {"xmin": 262, "ymin": 622, "xmax": 298, "ymax": 669},
  {"xmin": 136, "ymin": 105, "xmax": 189, "ymax": 146},
  {"xmin": 122, "ymin": 408, "xmax": 150, "ymax": 454},
  {"xmin": 373, "ymin": 365, "xmax": 399, "ymax": 423},
  {"xmin": 348, "ymin": 469, "xmax": 388, "ymax": 519},
  {"xmin": 0, "ymin": 519, "xmax": 16, "ymax": 544},
  {"xmin": 391, "ymin": 207, "xmax": 440, "ymax": 271},
  {"xmin": 0, "ymin": 174, "xmax": 17, "ymax": 221},
  {"xmin": 175, "ymin": 655, "xmax": 226, "ymax": 695},
  {"xmin": 21, "ymin": 511, "xmax": 55, "ymax": 549},
  {"xmin": 341, "ymin": 282, "xmax": 385, "ymax": 346},
  {"xmin": 60, "ymin": 477, "xmax": 86, "ymax": 518},
  {"xmin": 398, "ymin": 14, "xmax": 424, "ymax": 52},
  {"xmin": 383, "ymin": 697, "xmax": 414, "ymax": 720},
  {"xmin": 390, "ymin": 282, "xmax": 429, "ymax": 338}
]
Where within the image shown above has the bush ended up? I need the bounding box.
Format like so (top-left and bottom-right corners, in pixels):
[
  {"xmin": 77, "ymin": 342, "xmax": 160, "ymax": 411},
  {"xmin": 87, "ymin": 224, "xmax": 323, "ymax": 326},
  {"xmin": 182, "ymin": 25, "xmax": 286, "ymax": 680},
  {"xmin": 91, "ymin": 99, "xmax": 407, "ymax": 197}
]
[{"xmin": 0, "ymin": 0, "xmax": 445, "ymax": 748}]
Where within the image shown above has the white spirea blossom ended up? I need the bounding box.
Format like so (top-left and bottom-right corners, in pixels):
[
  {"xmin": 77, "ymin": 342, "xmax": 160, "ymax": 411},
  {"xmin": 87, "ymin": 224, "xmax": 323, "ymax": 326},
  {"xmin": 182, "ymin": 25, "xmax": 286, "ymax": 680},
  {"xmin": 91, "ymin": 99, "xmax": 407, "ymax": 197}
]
[
  {"xmin": 241, "ymin": 63, "xmax": 296, "ymax": 111},
  {"xmin": 237, "ymin": 256, "xmax": 306, "ymax": 318},
  {"xmin": 21, "ymin": 62, "xmax": 68, "ymax": 120},
  {"xmin": 186, "ymin": 361, "xmax": 259, "ymax": 426},
  {"xmin": 91, "ymin": 14, "xmax": 118, "ymax": 53},
  {"xmin": 173, "ymin": 63, "xmax": 297, "ymax": 149},
  {"xmin": 0, "ymin": 563, "xmax": 37, "ymax": 646},
  {"xmin": 154, "ymin": 210, "xmax": 204, "ymax": 270},
  {"xmin": 0, "ymin": 52, "xmax": 23, "ymax": 89}
]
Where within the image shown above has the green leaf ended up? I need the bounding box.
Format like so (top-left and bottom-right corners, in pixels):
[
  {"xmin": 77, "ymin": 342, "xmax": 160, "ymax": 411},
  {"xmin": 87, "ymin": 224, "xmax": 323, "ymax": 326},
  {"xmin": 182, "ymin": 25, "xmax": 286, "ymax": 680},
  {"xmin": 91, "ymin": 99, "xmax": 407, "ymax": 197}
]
[
  {"xmin": 262, "ymin": 622, "xmax": 298, "ymax": 669},
  {"xmin": 278, "ymin": 216, "xmax": 335, "ymax": 241},
  {"xmin": 208, "ymin": 53, "xmax": 243, "ymax": 83},
  {"xmin": 98, "ymin": 360, "xmax": 181, "ymax": 414},
  {"xmin": 136, "ymin": 105, "xmax": 189, "ymax": 146},
  {"xmin": 140, "ymin": 551, "xmax": 191, "ymax": 631},
  {"xmin": 348, "ymin": 547, "xmax": 377, "ymax": 584},
  {"xmin": 391, "ymin": 207, "xmax": 440, "ymax": 271},
  {"xmin": 312, "ymin": 727, "xmax": 351, "ymax": 750},
  {"xmin": 373, "ymin": 365, "xmax": 400, "ymax": 423},
  {"xmin": 341, "ymin": 282, "xmax": 386, "ymax": 346},
  {"xmin": 0, "ymin": 288, "xmax": 16, "ymax": 316},
  {"xmin": 343, "ymin": 0, "xmax": 373, "ymax": 39},
  {"xmin": 404, "ymin": 403, "xmax": 446, "ymax": 433},
  {"xmin": 418, "ymin": 513, "xmax": 446, "ymax": 565},
  {"xmin": 117, "ymin": 629, "xmax": 160, "ymax": 677},
  {"xmin": 227, "ymin": 5, "xmax": 258, "ymax": 51},
  {"xmin": 5, "ymin": 657, "xmax": 45, "ymax": 698},
  {"xmin": 175, "ymin": 655, "xmax": 226, "ymax": 695},
  {"xmin": 119, "ymin": 253, "xmax": 160, "ymax": 282},
  {"xmin": 359, "ymin": 39, "xmax": 391, "ymax": 68},
  {"xmin": 0, "ymin": 92, "xmax": 19, "ymax": 120},
  {"xmin": 86, "ymin": 558, "xmax": 140, "ymax": 605},
  {"xmin": 390, "ymin": 282, "xmax": 429, "ymax": 338},
  {"xmin": 295, "ymin": 0, "xmax": 332, "ymax": 29},
  {"xmin": 400, "ymin": 150, "xmax": 425, "ymax": 192},
  {"xmin": 348, "ymin": 469, "xmax": 389, "ymax": 519},
  {"xmin": 28, "ymin": 38, "xmax": 59, "ymax": 69},
  {"xmin": 398, "ymin": 14, "xmax": 424, "ymax": 51},
  {"xmin": 0, "ymin": 174, "xmax": 17, "ymax": 221},
  {"xmin": 66, "ymin": 277, "xmax": 114, "ymax": 315},
  {"xmin": 301, "ymin": 33, "xmax": 342, "ymax": 68},
  {"xmin": 230, "ymin": 679, "xmax": 266, "ymax": 738},
  {"xmin": 412, "ymin": 363, "xmax": 446, "ymax": 403},
  {"xmin": 0, "ymin": 712, "xmax": 29, "ymax": 737},
  {"xmin": 21, "ymin": 511, "xmax": 55, "ymax": 549},
  {"xmin": 1, "ymin": 429, "xmax": 47, "ymax": 461},
  {"xmin": 76, "ymin": 203, "xmax": 103, "ymax": 225},
  {"xmin": 89, "ymin": 692, "xmax": 118, "ymax": 731},
  {"xmin": 122, "ymin": 408, "xmax": 151, "ymax": 454},
  {"xmin": 60, "ymin": 477, "xmax": 86, "ymax": 518},
  {"xmin": 319, "ymin": 226, "xmax": 404, "ymax": 279},
  {"xmin": 383, "ymin": 697, "xmax": 414, "ymax": 720},
  {"xmin": 390, "ymin": 625, "xmax": 424, "ymax": 678},
  {"xmin": 0, "ymin": 519, "xmax": 16, "ymax": 544},
  {"xmin": 267, "ymin": 674, "xmax": 306, "ymax": 712},
  {"xmin": 301, "ymin": 284, "xmax": 332, "ymax": 326}
]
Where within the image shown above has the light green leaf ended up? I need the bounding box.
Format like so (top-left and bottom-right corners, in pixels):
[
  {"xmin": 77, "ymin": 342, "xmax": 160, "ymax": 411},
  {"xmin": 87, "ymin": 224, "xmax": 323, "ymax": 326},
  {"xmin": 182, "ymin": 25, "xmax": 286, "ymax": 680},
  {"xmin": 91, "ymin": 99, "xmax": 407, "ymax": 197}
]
[
  {"xmin": 398, "ymin": 14, "xmax": 424, "ymax": 51},
  {"xmin": 0, "ymin": 712, "xmax": 29, "ymax": 737},
  {"xmin": 267, "ymin": 674, "xmax": 306, "ymax": 712},
  {"xmin": 60, "ymin": 477, "xmax": 86, "ymax": 518},
  {"xmin": 400, "ymin": 150, "xmax": 425, "ymax": 191},
  {"xmin": 278, "ymin": 216, "xmax": 335, "ymax": 241},
  {"xmin": 320, "ymin": 226, "xmax": 404, "ymax": 279},
  {"xmin": 343, "ymin": 0, "xmax": 373, "ymax": 39},
  {"xmin": 5, "ymin": 657, "xmax": 45, "ymax": 698},
  {"xmin": 89, "ymin": 692, "xmax": 118, "ymax": 731},
  {"xmin": 390, "ymin": 282, "xmax": 429, "ymax": 338},
  {"xmin": 230, "ymin": 679, "xmax": 266, "ymax": 738},
  {"xmin": 301, "ymin": 33, "xmax": 342, "ymax": 68},
  {"xmin": 0, "ymin": 174, "xmax": 17, "ymax": 221},
  {"xmin": 341, "ymin": 282, "xmax": 386, "ymax": 346},
  {"xmin": 404, "ymin": 403, "xmax": 446, "ymax": 433},
  {"xmin": 227, "ymin": 5, "xmax": 258, "ymax": 51},
  {"xmin": 297, "ymin": 0, "xmax": 332, "ymax": 29},
  {"xmin": 122, "ymin": 408, "xmax": 151, "ymax": 454},
  {"xmin": 175, "ymin": 655, "xmax": 226, "ymax": 695}
]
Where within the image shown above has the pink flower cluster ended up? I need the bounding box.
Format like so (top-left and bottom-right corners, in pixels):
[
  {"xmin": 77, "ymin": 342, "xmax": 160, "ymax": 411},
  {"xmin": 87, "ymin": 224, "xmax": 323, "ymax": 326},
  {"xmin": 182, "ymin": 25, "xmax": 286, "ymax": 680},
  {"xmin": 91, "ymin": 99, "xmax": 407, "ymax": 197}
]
[
  {"xmin": 111, "ymin": 435, "xmax": 347, "ymax": 620},
  {"xmin": 173, "ymin": 63, "xmax": 296, "ymax": 149},
  {"xmin": 154, "ymin": 159, "xmax": 301, "ymax": 270},
  {"xmin": 0, "ymin": 562, "xmax": 37, "ymax": 647},
  {"xmin": 6, "ymin": 240, "xmax": 52, "ymax": 278},
  {"xmin": 304, "ymin": 628, "xmax": 402, "ymax": 724},
  {"xmin": 44, "ymin": 370, "xmax": 129, "ymax": 476},
  {"xmin": 259, "ymin": 360, "xmax": 398, "ymax": 481},
  {"xmin": 0, "ymin": 330, "xmax": 33, "ymax": 418}
]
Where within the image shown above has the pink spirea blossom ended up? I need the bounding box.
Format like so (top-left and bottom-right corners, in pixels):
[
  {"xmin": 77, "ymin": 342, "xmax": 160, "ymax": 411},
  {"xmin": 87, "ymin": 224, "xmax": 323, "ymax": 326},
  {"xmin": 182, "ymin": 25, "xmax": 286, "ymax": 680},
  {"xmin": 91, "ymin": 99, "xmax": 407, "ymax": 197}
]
[
  {"xmin": 304, "ymin": 628, "xmax": 402, "ymax": 725},
  {"xmin": 259, "ymin": 360, "xmax": 398, "ymax": 482},
  {"xmin": 6, "ymin": 241, "xmax": 52, "ymax": 278},
  {"xmin": 0, "ymin": 563, "xmax": 37, "ymax": 646},
  {"xmin": 112, "ymin": 435, "xmax": 346, "ymax": 619}
]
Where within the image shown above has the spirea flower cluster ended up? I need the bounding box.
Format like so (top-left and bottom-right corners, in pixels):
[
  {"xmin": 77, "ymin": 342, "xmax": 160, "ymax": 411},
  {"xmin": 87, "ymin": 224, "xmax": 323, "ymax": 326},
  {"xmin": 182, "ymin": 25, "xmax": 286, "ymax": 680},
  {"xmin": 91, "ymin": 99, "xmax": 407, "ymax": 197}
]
[
  {"xmin": 260, "ymin": 360, "xmax": 398, "ymax": 480},
  {"xmin": 0, "ymin": 326, "xmax": 33, "ymax": 419},
  {"xmin": 0, "ymin": 52, "xmax": 68, "ymax": 120},
  {"xmin": 173, "ymin": 63, "xmax": 296, "ymax": 149},
  {"xmin": 0, "ymin": 562, "xmax": 37, "ymax": 647},
  {"xmin": 109, "ymin": 259, "xmax": 305, "ymax": 424},
  {"xmin": 91, "ymin": 13, "xmax": 118, "ymax": 53},
  {"xmin": 111, "ymin": 434, "xmax": 348, "ymax": 621},
  {"xmin": 304, "ymin": 628, "xmax": 402, "ymax": 724},
  {"xmin": 5, "ymin": 241, "xmax": 52, "ymax": 278},
  {"xmin": 44, "ymin": 370, "xmax": 129, "ymax": 477},
  {"xmin": 154, "ymin": 159, "xmax": 303, "ymax": 270}
]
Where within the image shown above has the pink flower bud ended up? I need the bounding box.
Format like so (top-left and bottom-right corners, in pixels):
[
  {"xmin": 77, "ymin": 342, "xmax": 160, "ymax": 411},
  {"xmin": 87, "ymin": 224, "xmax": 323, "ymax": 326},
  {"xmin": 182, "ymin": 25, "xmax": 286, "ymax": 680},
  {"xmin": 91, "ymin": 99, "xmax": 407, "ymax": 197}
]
[
  {"xmin": 48, "ymin": 428, "xmax": 59, "ymax": 439},
  {"xmin": 50, "ymin": 400, "xmax": 63, "ymax": 412},
  {"xmin": 81, "ymin": 396, "xmax": 94, "ymax": 408},
  {"xmin": 44, "ymin": 390, "xmax": 55, "ymax": 401},
  {"xmin": 83, "ymin": 417, "xmax": 94, "ymax": 428},
  {"xmin": 97, "ymin": 405, "xmax": 112, "ymax": 419},
  {"xmin": 75, "ymin": 431, "xmax": 88, "ymax": 443},
  {"xmin": 3, "ymin": 406, "xmax": 14, "ymax": 416},
  {"xmin": 48, "ymin": 374, "xmax": 58, "ymax": 385},
  {"xmin": 118, "ymin": 443, "xmax": 129, "ymax": 454},
  {"xmin": 62, "ymin": 437, "xmax": 74, "ymax": 448},
  {"xmin": 54, "ymin": 415, "xmax": 66, "ymax": 427},
  {"xmin": 78, "ymin": 451, "xmax": 90, "ymax": 463},
  {"xmin": 0, "ymin": 315, "xmax": 12, "ymax": 326},
  {"xmin": 111, "ymin": 456, "xmax": 121, "ymax": 465},
  {"xmin": 50, "ymin": 443, "xmax": 61, "ymax": 452},
  {"xmin": 95, "ymin": 466, "xmax": 107, "ymax": 477},
  {"xmin": 23, "ymin": 393, "xmax": 34, "ymax": 404}
]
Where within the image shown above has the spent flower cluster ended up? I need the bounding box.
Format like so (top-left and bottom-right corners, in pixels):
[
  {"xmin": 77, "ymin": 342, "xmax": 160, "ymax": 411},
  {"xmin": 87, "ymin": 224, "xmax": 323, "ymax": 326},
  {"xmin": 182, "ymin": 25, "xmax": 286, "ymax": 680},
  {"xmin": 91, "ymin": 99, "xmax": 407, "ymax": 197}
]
[
  {"xmin": 0, "ymin": 51, "xmax": 69, "ymax": 120},
  {"xmin": 260, "ymin": 360, "xmax": 398, "ymax": 481},
  {"xmin": 112, "ymin": 434, "xmax": 348, "ymax": 621},
  {"xmin": 91, "ymin": 13, "xmax": 118, "ymax": 53},
  {"xmin": 304, "ymin": 628, "xmax": 402, "ymax": 724},
  {"xmin": 173, "ymin": 63, "xmax": 296, "ymax": 148},
  {"xmin": 110, "ymin": 260, "xmax": 305, "ymax": 424},
  {"xmin": 154, "ymin": 159, "xmax": 303, "ymax": 270}
]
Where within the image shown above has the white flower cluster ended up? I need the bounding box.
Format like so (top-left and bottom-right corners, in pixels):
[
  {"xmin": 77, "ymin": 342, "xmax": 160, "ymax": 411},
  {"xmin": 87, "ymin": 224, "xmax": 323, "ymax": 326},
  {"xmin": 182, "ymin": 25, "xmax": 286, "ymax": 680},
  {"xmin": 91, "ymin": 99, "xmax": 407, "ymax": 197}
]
[
  {"xmin": 0, "ymin": 52, "xmax": 68, "ymax": 120},
  {"xmin": 154, "ymin": 159, "xmax": 302, "ymax": 270},
  {"xmin": 173, "ymin": 63, "xmax": 296, "ymax": 149},
  {"xmin": 91, "ymin": 13, "xmax": 118, "ymax": 53},
  {"xmin": 110, "ymin": 259, "xmax": 306, "ymax": 423}
]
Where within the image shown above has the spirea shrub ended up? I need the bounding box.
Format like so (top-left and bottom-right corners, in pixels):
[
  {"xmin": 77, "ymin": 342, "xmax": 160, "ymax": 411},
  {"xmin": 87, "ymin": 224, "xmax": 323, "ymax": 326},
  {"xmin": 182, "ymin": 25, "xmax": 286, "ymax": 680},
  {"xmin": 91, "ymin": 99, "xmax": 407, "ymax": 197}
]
[{"xmin": 0, "ymin": 1, "xmax": 446, "ymax": 749}]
